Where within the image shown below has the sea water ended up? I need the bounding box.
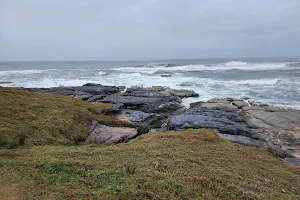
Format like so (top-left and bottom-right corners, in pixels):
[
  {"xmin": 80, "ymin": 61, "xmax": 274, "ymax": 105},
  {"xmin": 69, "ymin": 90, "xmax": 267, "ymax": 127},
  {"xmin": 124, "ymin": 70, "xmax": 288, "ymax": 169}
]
[{"xmin": 1, "ymin": 57, "xmax": 300, "ymax": 109}]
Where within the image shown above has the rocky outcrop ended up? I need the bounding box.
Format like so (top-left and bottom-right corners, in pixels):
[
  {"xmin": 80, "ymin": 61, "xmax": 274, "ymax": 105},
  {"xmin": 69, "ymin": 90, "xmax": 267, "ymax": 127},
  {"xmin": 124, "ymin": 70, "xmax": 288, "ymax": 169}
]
[
  {"xmin": 20, "ymin": 84, "xmax": 187, "ymax": 137},
  {"xmin": 18, "ymin": 84, "xmax": 300, "ymax": 166},
  {"xmin": 168, "ymin": 99, "xmax": 300, "ymax": 162},
  {"xmin": 85, "ymin": 121, "xmax": 138, "ymax": 145},
  {"xmin": 169, "ymin": 107, "xmax": 250, "ymax": 135}
]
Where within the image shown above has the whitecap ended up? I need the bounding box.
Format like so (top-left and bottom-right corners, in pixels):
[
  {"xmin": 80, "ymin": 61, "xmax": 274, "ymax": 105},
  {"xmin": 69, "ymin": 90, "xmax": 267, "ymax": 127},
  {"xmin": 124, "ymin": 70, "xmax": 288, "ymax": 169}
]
[
  {"xmin": 224, "ymin": 61, "xmax": 248, "ymax": 66},
  {"xmin": 97, "ymin": 71, "xmax": 106, "ymax": 76}
]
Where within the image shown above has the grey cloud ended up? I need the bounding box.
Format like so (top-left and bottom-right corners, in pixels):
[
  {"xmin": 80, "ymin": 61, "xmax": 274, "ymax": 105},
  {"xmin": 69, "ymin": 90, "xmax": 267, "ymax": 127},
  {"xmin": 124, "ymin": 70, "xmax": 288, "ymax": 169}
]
[{"xmin": 0, "ymin": 0, "xmax": 299, "ymax": 61}]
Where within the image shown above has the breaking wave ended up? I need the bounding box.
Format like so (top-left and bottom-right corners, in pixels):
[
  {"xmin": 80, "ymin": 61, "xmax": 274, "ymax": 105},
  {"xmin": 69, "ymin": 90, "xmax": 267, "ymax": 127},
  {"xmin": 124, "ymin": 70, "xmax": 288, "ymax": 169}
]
[{"xmin": 113, "ymin": 61, "xmax": 288, "ymax": 73}]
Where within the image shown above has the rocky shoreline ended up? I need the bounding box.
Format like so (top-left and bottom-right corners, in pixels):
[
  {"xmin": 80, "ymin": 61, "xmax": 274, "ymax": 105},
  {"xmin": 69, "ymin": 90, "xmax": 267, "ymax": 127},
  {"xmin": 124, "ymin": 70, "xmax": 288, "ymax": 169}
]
[{"xmin": 19, "ymin": 83, "xmax": 300, "ymax": 167}]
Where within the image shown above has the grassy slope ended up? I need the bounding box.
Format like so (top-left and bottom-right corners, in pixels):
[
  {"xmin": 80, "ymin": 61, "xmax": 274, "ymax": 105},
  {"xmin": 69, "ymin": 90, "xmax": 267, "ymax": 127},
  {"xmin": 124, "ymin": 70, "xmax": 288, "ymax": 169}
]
[
  {"xmin": 0, "ymin": 87, "xmax": 300, "ymax": 199},
  {"xmin": 0, "ymin": 87, "xmax": 133, "ymax": 147},
  {"xmin": 0, "ymin": 130, "xmax": 299, "ymax": 200}
]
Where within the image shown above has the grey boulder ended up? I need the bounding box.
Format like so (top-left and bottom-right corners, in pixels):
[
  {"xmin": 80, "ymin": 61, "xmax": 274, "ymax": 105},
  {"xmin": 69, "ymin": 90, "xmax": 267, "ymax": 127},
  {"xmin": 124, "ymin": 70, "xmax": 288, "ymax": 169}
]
[{"xmin": 85, "ymin": 121, "xmax": 138, "ymax": 145}]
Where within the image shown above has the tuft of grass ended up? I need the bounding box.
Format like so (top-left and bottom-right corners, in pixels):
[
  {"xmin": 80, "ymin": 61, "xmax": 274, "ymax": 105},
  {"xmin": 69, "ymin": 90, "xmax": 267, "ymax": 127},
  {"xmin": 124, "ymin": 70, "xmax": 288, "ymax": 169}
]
[
  {"xmin": 0, "ymin": 129, "xmax": 299, "ymax": 199},
  {"xmin": 0, "ymin": 87, "xmax": 134, "ymax": 147}
]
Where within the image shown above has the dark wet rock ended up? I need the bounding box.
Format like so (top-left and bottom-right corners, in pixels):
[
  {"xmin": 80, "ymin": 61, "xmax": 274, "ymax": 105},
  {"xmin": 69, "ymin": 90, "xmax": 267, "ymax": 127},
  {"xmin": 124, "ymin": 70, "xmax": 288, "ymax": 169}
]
[
  {"xmin": 137, "ymin": 123, "xmax": 150, "ymax": 135},
  {"xmin": 232, "ymin": 100, "xmax": 248, "ymax": 109},
  {"xmin": 172, "ymin": 107, "xmax": 187, "ymax": 115},
  {"xmin": 87, "ymin": 95, "xmax": 106, "ymax": 102},
  {"xmin": 116, "ymin": 109, "xmax": 169, "ymax": 134},
  {"xmin": 85, "ymin": 121, "xmax": 138, "ymax": 145},
  {"xmin": 168, "ymin": 107, "xmax": 250, "ymax": 136},
  {"xmin": 123, "ymin": 90, "xmax": 171, "ymax": 98},
  {"xmin": 150, "ymin": 86, "xmax": 170, "ymax": 91},
  {"xmin": 169, "ymin": 114, "xmax": 250, "ymax": 135},
  {"xmin": 117, "ymin": 109, "xmax": 153, "ymax": 123},
  {"xmin": 100, "ymin": 93, "xmax": 182, "ymax": 114},
  {"xmin": 139, "ymin": 101, "xmax": 182, "ymax": 114},
  {"xmin": 74, "ymin": 94, "xmax": 93, "ymax": 101},
  {"xmin": 167, "ymin": 89, "xmax": 199, "ymax": 98},
  {"xmin": 83, "ymin": 83, "xmax": 102, "ymax": 86},
  {"xmin": 74, "ymin": 85, "xmax": 120, "ymax": 95},
  {"xmin": 0, "ymin": 81, "xmax": 13, "ymax": 84},
  {"xmin": 118, "ymin": 109, "xmax": 168, "ymax": 127}
]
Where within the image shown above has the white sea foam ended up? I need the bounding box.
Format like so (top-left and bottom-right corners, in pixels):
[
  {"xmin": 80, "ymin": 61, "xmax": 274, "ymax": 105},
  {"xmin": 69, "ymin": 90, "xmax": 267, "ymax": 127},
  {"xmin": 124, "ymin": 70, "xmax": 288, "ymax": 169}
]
[
  {"xmin": 1, "ymin": 60, "xmax": 299, "ymax": 109},
  {"xmin": 112, "ymin": 62, "xmax": 287, "ymax": 73},
  {"xmin": 0, "ymin": 69, "xmax": 46, "ymax": 75},
  {"xmin": 224, "ymin": 61, "xmax": 248, "ymax": 66},
  {"xmin": 97, "ymin": 71, "xmax": 106, "ymax": 76}
]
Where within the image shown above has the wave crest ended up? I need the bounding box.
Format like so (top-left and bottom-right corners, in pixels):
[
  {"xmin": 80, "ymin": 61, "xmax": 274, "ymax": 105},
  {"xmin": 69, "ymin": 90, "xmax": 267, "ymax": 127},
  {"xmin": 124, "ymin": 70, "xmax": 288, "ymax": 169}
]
[{"xmin": 225, "ymin": 61, "xmax": 248, "ymax": 66}]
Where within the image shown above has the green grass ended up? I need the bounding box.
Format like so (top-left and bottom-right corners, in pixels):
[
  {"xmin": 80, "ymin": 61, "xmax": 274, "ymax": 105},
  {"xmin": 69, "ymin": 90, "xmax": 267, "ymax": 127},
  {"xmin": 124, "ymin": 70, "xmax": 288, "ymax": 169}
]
[
  {"xmin": 0, "ymin": 87, "xmax": 134, "ymax": 148},
  {"xmin": 0, "ymin": 130, "xmax": 300, "ymax": 200},
  {"xmin": 1, "ymin": 87, "xmax": 300, "ymax": 199}
]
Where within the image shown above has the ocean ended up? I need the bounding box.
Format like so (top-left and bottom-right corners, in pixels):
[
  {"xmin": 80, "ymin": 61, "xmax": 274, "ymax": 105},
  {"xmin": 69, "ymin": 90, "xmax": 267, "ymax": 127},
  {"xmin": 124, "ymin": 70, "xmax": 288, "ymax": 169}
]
[{"xmin": 1, "ymin": 57, "xmax": 300, "ymax": 109}]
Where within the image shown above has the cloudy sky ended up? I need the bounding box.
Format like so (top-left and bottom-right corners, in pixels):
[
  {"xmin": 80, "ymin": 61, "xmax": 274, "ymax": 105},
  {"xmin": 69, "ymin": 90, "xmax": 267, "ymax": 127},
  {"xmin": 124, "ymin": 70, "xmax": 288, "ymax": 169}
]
[{"xmin": 0, "ymin": 0, "xmax": 299, "ymax": 61}]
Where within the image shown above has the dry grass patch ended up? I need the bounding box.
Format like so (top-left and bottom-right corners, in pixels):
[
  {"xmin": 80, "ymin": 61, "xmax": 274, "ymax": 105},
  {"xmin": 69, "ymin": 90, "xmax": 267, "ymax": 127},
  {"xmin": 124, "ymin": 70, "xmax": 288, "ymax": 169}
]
[
  {"xmin": 0, "ymin": 87, "xmax": 134, "ymax": 148},
  {"xmin": 0, "ymin": 129, "xmax": 299, "ymax": 199}
]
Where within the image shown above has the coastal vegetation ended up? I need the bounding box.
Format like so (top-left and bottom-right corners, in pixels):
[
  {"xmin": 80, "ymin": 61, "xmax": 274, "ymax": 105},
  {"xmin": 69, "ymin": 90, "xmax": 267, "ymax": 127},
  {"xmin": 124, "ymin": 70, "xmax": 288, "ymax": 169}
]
[
  {"xmin": 0, "ymin": 87, "xmax": 133, "ymax": 148},
  {"xmin": 0, "ymin": 87, "xmax": 300, "ymax": 199}
]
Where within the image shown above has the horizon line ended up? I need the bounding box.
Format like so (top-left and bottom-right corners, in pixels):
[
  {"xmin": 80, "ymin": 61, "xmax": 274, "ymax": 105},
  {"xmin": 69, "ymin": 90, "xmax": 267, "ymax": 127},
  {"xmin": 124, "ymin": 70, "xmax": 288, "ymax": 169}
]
[{"xmin": 0, "ymin": 55, "xmax": 299, "ymax": 63}]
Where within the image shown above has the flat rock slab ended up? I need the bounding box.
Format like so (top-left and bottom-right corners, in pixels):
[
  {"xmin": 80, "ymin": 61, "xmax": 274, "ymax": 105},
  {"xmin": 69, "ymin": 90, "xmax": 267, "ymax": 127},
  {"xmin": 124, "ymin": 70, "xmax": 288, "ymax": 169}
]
[
  {"xmin": 191, "ymin": 102, "xmax": 239, "ymax": 111},
  {"xmin": 246, "ymin": 110, "xmax": 300, "ymax": 130},
  {"xmin": 207, "ymin": 98, "xmax": 232, "ymax": 104},
  {"xmin": 242, "ymin": 106, "xmax": 265, "ymax": 111},
  {"xmin": 85, "ymin": 121, "xmax": 138, "ymax": 145},
  {"xmin": 167, "ymin": 89, "xmax": 199, "ymax": 98},
  {"xmin": 232, "ymin": 100, "xmax": 248, "ymax": 109}
]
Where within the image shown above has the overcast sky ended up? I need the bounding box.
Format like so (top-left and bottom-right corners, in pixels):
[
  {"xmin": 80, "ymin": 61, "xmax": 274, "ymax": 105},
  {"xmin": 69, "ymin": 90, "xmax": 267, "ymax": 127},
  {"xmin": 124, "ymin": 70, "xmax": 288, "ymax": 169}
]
[{"xmin": 0, "ymin": 0, "xmax": 299, "ymax": 61}]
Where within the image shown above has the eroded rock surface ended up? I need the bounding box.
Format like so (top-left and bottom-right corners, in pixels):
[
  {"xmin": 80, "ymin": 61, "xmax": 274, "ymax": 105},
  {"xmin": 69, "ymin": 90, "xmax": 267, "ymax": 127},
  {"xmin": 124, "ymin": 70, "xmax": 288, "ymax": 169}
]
[
  {"xmin": 168, "ymin": 99, "xmax": 300, "ymax": 161},
  {"xmin": 85, "ymin": 121, "xmax": 138, "ymax": 145}
]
